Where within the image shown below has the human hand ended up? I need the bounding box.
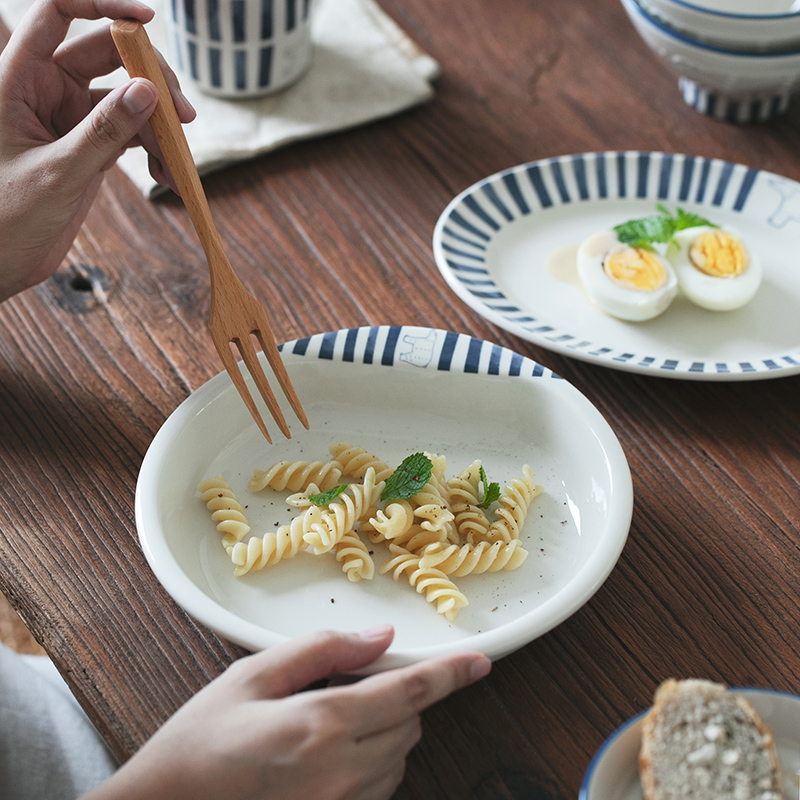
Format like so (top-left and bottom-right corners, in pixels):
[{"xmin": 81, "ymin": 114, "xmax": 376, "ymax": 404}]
[
  {"xmin": 85, "ymin": 626, "xmax": 491, "ymax": 800},
  {"xmin": 0, "ymin": 0, "xmax": 195, "ymax": 302}
]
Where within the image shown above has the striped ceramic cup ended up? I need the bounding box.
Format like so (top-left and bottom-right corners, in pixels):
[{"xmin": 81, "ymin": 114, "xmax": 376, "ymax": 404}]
[{"xmin": 164, "ymin": 0, "xmax": 313, "ymax": 98}]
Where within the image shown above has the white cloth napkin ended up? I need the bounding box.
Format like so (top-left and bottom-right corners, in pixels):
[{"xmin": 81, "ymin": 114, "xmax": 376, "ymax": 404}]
[{"xmin": 0, "ymin": 0, "xmax": 439, "ymax": 198}]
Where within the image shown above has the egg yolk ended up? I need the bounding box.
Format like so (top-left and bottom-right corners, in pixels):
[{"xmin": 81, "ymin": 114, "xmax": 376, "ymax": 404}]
[
  {"xmin": 688, "ymin": 231, "xmax": 748, "ymax": 279},
  {"xmin": 603, "ymin": 245, "xmax": 667, "ymax": 292}
]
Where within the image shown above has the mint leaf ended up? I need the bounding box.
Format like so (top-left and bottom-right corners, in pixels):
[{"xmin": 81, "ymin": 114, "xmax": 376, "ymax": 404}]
[
  {"xmin": 309, "ymin": 484, "xmax": 348, "ymax": 506},
  {"xmin": 381, "ymin": 453, "xmax": 433, "ymax": 501},
  {"xmin": 613, "ymin": 214, "xmax": 675, "ymax": 247},
  {"xmin": 478, "ymin": 465, "xmax": 501, "ymax": 508},
  {"xmin": 674, "ymin": 206, "xmax": 716, "ymax": 232},
  {"xmin": 614, "ymin": 204, "xmax": 717, "ymax": 249}
]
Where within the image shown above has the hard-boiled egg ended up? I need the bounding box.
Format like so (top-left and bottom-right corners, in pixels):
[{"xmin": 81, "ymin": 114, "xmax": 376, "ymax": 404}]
[
  {"xmin": 666, "ymin": 226, "xmax": 761, "ymax": 311},
  {"xmin": 576, "ymin": 230, "xmax": 678, "ymax": 321}
]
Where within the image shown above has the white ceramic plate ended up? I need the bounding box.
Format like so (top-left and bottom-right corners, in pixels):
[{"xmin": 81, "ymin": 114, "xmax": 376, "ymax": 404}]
[
  {"xmin": 433, "ymin": 151, "xmax": 800, "ymax": 380},
  {"xmin": 135, "ymin": 326, "xmax": 633, "ymax": 672},
  {"xmin": 580, "ymin": 688, "xmax": 800, "ymax": 799}
]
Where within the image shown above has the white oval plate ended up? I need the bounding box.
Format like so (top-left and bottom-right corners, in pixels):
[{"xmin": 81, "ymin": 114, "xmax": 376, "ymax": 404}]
[
  {"xmin": 433, "ymin": 151, "xmax": 800, "ymax": 380},
  {"xmin": 136, "ymin": 326, "xmax": 632, "ymax": 672},
  {"xmin": 580, "ymin": 688, "xmax": 800, "ymax": 799}
]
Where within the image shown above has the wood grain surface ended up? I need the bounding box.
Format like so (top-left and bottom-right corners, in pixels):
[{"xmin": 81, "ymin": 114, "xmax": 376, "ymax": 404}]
[{"xmin": 2, "ymin": 0, "xmax": 800, "ymax": 797}]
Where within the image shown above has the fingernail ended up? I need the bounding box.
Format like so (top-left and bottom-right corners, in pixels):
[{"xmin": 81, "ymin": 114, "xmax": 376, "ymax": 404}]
[
  {"xmin": 122, "ymin": 79, "xmax": 156, "ymax": 114},
  {"xmin": 470, "ymin": 655, "xmax": 491, "ymax": 682},
  {"xmin": 359, "ymin": 624, "xmax": 393, "ymax": 641}
]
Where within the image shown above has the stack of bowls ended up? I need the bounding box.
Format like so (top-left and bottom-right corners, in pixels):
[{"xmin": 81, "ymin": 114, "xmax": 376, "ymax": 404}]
[{"xmin": 620, "ymin": 0, "xmax": 800, "ymax": 122}]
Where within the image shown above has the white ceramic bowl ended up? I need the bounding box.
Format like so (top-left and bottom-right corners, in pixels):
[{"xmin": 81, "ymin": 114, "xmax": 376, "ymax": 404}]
[
  {"xmin": 622, "ymin": 0, "xmax": 800, "ymax": 121},
  {"xmin": 136, "ymin": 326, "xmax": 633, "ymax": 672},
  {"xmin": 639, "ymin": 0, "xmax": 800, "ymax": 52},
  {"xmin": 580, "ymin": 688, "xmax": 800, "ymax": 799}
]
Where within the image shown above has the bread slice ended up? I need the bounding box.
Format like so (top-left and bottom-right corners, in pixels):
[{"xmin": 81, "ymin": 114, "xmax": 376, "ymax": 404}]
[{"xmin": 639, "ymin": 679, "xmax": 783, "ymax": 800}]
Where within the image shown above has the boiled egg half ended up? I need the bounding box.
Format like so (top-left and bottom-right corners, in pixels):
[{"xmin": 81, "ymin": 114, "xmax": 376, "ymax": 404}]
[
  {"xmin": 666, "ymin": 226, "xmax": 761, "ymax": 311},
  {"xmin": 576, "ymin": 230, "xmax": 678, "ymax": 321}
]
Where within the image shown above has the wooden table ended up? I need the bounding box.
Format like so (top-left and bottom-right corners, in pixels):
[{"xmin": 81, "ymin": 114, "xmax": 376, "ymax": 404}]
[{"xmin": 3, "ymin": 0, "xmax": 800, "ymax": 796}]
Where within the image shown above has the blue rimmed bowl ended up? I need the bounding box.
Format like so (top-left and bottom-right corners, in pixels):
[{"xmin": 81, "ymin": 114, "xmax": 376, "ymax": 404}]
[
  {"xmin": 622, "ymin": 0, "xmax": 800, "ymax": 121},
  {"xmin": 579, "ymin": 688, "xmax": 800, "ymax": 799},
  {"xmin": 639, "ymin": 0, "xmax": 800, "ymax": 51}
]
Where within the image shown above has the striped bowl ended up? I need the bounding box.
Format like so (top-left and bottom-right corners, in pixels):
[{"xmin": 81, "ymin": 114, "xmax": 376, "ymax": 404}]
[{"xmin": 165, "ymin": 0, "xmax": 313, "ymax": 98}]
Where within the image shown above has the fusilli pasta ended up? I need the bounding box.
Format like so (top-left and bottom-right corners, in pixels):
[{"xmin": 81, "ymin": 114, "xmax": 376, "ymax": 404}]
[
  {"xmin": 366, "ymin": 499, "xmax": 415, "ymax": 541},
  {"xmin": 329, "ymin": 442, "xmax": 395, "ymax": 483},
  {"xmin": 227, "ymin": 505, "xmax": 323, "ymax": 576},
  {"xmin": 197, "ymin": 446, "xmax": 541, "ymax": 623},
  {"xmin": 335, "ymin": 530, "xmax": 375, "ymax": 582},
  {"xmin": 480, "ymin": 465, "xmax": 542, "ymax": 544},
  {"xmin": 379, "ymin": 544, "xmax": 468, "ymax": 621},
  {"xmin": 419, "ymin": 539, "xmax": 528, "ymax": 576},
  {"xmin": 197, "ymin": 474, "xmax": 250, "ymax": 549},
  {"xmin": 303, "ymin": 467, "xmax": 384, "ymax": 554},
  {"xmin": 447, "ymin": 461, "xmax": 491, "ymax": 541},
  {"xmin": 285, "ymin": 483, "xmax": 320, "ymax": 508},
  {"xmin": 249, "ymin": 460, "xmax": 343, "ymax": 493},
  {"xmin": 408, "ymin": 470, "xmax": 455, "ymax": 538}
]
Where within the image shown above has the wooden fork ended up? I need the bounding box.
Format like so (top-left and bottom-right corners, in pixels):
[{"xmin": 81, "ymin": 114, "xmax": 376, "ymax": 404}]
[{"xmin": 111, "ymin": 19, "xmax": 308, "ymax": 443}]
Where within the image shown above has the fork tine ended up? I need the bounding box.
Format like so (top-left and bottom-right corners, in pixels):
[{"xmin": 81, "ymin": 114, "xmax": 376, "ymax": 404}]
[
  {"xmin": 252, "ymin": 327, "xmax": 310, "ymax": 431},
  {"xmin": 235, "ymin": 333, "xmax": 292, "ymax": 439},
  {"xmin": 213, "ymin": 336, "xmax": 274, "ymax": 444}
]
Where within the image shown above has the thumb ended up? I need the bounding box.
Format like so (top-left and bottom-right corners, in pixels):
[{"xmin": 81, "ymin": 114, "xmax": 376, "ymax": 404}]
[{"xmin": 59, "ymin": 78, "xmax": 158, "ymax": 180}]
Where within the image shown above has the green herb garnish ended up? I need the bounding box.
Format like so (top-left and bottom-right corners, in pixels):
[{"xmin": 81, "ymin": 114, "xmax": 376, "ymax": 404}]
[
  {"xmin": 308, "ymin": 483, "xmax": 348, "ymax": 506},
  {"xmin": 671, "ymin": 205, "xmax": 716, "ymax": 233},
  {"xmin": 613, "ymin": 204, "xmax": 716, "ymax": 249},
  {"xmin": 479, "ymin": 465, "xmax": 501, "ymax": 509},
  {"xmin": 381, "ymin": 453, "xmax": 433, "ymax": 501}
]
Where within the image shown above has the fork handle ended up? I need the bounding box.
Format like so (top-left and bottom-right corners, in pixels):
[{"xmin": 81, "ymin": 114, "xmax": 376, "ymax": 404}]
[{"xmin": 111, "ymin": 19, "xmax": 233, "ymax": 281}]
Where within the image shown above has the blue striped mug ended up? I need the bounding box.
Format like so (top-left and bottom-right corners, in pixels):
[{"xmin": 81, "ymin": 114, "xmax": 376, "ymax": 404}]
[{"xmin": 165, "ymin": 0, "xmax": 313, "ymax": 98}]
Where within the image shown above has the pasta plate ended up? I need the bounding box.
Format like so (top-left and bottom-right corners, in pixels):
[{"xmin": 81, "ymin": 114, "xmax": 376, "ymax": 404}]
[
  {"xmin": 136, "ymin": 326, "xmax": 633, "ymax": 671},
  {"xmin": 433, "ymin": 151, "xmax": 800, "ymax": 380}
]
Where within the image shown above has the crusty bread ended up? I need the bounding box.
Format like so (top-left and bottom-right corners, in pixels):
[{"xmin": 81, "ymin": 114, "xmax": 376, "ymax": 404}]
[{"xmin": 639, "ymin": 679, "xmax": 783, "ymax": 800}]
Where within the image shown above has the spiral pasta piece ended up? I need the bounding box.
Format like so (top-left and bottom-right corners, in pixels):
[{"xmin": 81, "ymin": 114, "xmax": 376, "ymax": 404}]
[
  {"xmin": 427, "ymin": 453, "xmax": 449, "ymax": 492},
  {"xmin": 447, "ymin": 460, "xmax": 481, "ymax": 506},
  {"xmin": 419, "ymin": 539, "xmax": 528, "ymax": 576},
  {"xmin": 367, "ymin": 499, "xmax": 415, "ymax": 541},
  {"xmin": 480, "ymin": 465, "xmax": 542, "ymax": 544},
  {"xmin": 409, "ymin": 474, "xmax": 455, "ymax": 537},
  {"xmin": 447, "ymin": 461, "xmax": 491, "ymax": 541},
  {"xmin": 227, "ymin": 505, "xmax": 323, "ymax": 576},
  {"xmin": 304, "ymin": 468, "xmax": 384, "ymax": 554},
  {"xmin": 285, "ymin": 483, "xmax": 320, "ymax": 508},
  {"xmin": 198, "ymin": 474, "xmax": 250, "ymax": 549},
  {"xmin": 379, "ymin": 544, "xmax": 468, "ymax": 621},
  {"xmin": 334, "ymin": 530, "xmax": 374, "ymax": 582},
  {"xmin": 329, "ymin": 442, "xmax": 395, "ymax": 483},
  {"xmin": 249, "ymin": 460, "xmax": 343, "ymax": 493},
  {"xmin": 391, "ymin": 523, "xmax": 449, "ymax": 553}
]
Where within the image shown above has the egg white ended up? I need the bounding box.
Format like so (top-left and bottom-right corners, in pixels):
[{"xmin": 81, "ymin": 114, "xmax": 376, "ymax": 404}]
[
  {"xmin": 666, "ymin": 225, "xmax": 762, "ymax": 312},
  {"xmin": 576, "ymin": 230, "xmax": 678, "ymax": 322}
]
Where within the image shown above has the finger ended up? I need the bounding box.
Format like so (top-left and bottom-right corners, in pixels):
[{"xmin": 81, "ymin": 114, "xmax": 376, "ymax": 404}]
[
  {"xmin": 50, "ymin": 76, "xmax": 158, "ymax": 183},
  {"xmin": 229, "ymin": 626, "xmax": 396, "ymax": 700},
  {"xmin": 6, "ymin": 0, "xmax": 154, "ymax": 63},
  {"xmin": 56, "ymin": 25, "xmax": 139, "ymax": 85},
  {"xmin": 63, "ymin": 29, "xmax": 196, "ymax": 121},
  {"xmin": 344, "ymin": 651, "xmax": 491, "ymax": 739},
  {"xmin": 148, "ymin": 151, "xmax": 177, "ymax": 193},
  {"xmin": 98, "ymin": 95, "xmax": 181, "ymax": 193}
]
